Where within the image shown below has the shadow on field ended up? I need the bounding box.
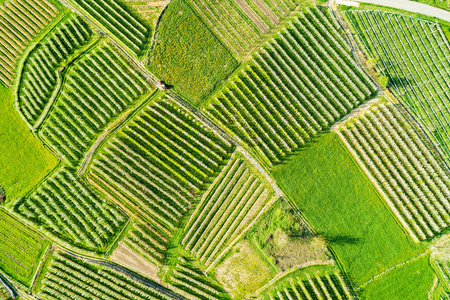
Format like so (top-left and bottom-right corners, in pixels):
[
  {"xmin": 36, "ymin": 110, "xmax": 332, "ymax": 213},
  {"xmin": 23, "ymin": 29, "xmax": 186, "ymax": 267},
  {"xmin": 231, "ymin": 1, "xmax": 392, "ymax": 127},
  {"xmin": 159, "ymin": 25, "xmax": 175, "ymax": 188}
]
[{"xmin": 324, "ymin": 234, "xmax": 361, "ymax": 245}]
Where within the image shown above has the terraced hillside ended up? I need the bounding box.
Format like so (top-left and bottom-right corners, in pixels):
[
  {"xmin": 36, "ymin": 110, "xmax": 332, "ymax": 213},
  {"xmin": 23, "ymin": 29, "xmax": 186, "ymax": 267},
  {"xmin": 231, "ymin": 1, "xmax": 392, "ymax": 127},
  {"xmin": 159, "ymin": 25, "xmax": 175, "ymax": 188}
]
[
  {"xmin": 17, "ymin": 14, "xmax": 94, "ymax": 128},
  {"xmin": 189, "ymin": 0, "xmax": 302, "ymax": 56},
  {"xmin": 347, "ymin": 10, "xmax": 450, "ymax": 169},
  {"xmin": 206, "ymin": 7, "xmax": 377, "ymax": 165},
  {"xmin": 337, "ymin": 101, "xmax": 450, "ymax": 241},
  {"xmin": 38, "ymin": 251, "xmax": 178, "ymax": 300},
  {"xmin": 182, "ymin": 153, "xmax": 276, "ymax": 268},
  {"xmin": 67, "ymin": 0, "xmax": 150, "ymax": 56},
  {"xmin": 0, "ymin": 0, "xmax": 60, "ymax": 85},
  {"xmin": 262, "ymin": 268, "xmax": 354, "ymax": 299},
  {"xmin": 39, "ymin": 42, "xmax": 151, "ymax": 167},
  {"xmin": 87, "ymin": 94, "xmax": 235, "ymax": 239},
  {"xmin": 166, "ymin": 256, "xmax": 229, "ymax": 300},
  {"xmin": 15, "ymin": 167, "xmax": 128, "ymax": 252}
]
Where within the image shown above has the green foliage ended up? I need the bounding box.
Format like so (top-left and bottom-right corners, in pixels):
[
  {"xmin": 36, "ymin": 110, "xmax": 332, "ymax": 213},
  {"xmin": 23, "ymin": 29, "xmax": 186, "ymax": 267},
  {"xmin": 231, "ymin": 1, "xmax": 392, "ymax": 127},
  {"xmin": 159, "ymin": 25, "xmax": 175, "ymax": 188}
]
[
  {"xmin": 0, "ymin": 85, "xmax": 58, "ymax": 203},
  {"xmin": 149, "ymin": 0, "xmax": 238, "ymax": 106},
  {"xmin": 358, "ymin": 254, "xmax": 435, "ymax": 300},
  {"xmin": 378, "ymin": 75, "xmax": 389, "ymax": 89},
  {"xmin": 272, "ymin": 133, "xmax": 426, "ymax": 286},
  {"xmin": 0, "ymin": 209, "xmax": 50, "ymax": 287}
]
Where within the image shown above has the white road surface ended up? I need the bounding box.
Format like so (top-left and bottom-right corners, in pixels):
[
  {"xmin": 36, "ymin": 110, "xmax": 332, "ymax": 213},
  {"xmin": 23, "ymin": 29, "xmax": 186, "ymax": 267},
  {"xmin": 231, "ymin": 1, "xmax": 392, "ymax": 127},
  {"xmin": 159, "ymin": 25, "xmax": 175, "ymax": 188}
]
[{"xmin": 353, "ymin": 0, "xmax": 450, "ymax": 22}]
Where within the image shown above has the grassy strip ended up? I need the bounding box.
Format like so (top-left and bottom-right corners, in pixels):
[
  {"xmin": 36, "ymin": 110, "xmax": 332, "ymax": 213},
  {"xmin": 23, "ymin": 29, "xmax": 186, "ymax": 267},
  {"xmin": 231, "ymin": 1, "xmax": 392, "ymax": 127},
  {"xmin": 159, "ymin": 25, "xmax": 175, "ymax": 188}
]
[{"xmin": 272, "ymin": 132, "xmax": 427, "ymax": 286}]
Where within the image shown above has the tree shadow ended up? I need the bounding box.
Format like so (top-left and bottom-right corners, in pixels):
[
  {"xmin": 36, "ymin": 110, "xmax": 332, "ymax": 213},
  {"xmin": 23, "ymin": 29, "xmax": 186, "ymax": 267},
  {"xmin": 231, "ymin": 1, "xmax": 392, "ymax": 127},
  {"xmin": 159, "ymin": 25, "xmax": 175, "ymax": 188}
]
[{"xmin": 323, "ymin": 234, "xmax": 361, "ymax": 245}]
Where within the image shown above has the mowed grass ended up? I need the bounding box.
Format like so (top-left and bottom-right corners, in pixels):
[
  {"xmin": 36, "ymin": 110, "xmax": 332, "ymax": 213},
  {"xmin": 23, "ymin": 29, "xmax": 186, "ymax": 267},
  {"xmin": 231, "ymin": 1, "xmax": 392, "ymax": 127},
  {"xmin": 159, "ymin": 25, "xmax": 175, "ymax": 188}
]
[
  {"xmin": 0, "ymin": 85, "xmax": 58, "ymax": 202},
  {"xmin": 272, "ymin": 133, "xmax": 426, "ymax": 286},
  {"xmin": 358, "ymin": 254, "xmax": 435, "ymax": 300},
  {"xmin": 0, "ymin": 208, "xmax": 50, "ymax": 286},
  {"xmin": 148, "ymin": 0, "xmax": 238, "ymax": 106}
]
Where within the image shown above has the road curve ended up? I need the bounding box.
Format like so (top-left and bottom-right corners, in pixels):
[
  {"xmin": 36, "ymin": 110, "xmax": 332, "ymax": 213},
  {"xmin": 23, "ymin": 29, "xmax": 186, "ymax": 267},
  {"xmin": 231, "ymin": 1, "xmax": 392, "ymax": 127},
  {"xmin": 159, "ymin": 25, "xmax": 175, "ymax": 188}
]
[{"xmin": 354, "ymin": 0, "xmax": 450, "ymax": 22}]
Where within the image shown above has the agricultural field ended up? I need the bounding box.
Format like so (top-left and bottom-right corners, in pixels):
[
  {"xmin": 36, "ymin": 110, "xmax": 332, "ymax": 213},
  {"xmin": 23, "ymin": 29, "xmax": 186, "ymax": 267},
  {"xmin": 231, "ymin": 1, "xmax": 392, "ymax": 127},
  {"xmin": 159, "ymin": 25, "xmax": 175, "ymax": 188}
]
[
  {"xmin": 189, "ymin": 0, "xmax": 305, "ymax": 57},
  {"xmin": 205, "ymin": 6, "xmax": 377, "ymax": 166},
  {"xmin": 346, "ymin": 10, "xmax": 450, "ymax": 169},
  {"xmin": 148, "ymin": 0, "xmax": 239, "ymax": 105},
  {"xmin": 4, "ymin": 0, "xmax": 450, "ymax": 298},
  {"xmin": 0, "ymin": 209, "xmax": 50, "ymax": 286},
  {"xmin": 65, "ymin": 0, "xmax": 151, "ymax": 57},
  {"xmin": 0, "ymin": 0, "xmax": 61, "ymax": 85},
  {"xmin": 17, "ymin": 14, "xmax": 94, "ymax": 128},
  {"xmin": 14, "ymin": 166, "xmax": 128, "ymax": 253},
  {"xmin": 260, "ymin": 266, "xmax": 355, "ymax": 300},
  {"xmin": 338, "ymin": 101, "xmax": 450, "ymax": 241}
]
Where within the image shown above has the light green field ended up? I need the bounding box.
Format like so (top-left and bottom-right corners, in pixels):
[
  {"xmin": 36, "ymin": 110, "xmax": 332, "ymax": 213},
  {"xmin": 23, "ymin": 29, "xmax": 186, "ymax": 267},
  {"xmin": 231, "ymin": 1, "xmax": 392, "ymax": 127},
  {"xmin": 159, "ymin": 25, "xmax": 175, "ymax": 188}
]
[
  {"xmin": 0, "ymin": 208, "xmax": 50, "ymax": 287},
  {"xmin": 148, "ymin": 0, "xmax": 238, "ymax": 106},
  {"xmin": 358, "ymin": 254, "xmax": 435, "ymax": 300},
  {"xmin": 0, "ymin": 85, "xmax": 58, "ymax": 202},
  {"xmin": 272, "ymin": 133, "xmax": 426, "ymax": 286}
]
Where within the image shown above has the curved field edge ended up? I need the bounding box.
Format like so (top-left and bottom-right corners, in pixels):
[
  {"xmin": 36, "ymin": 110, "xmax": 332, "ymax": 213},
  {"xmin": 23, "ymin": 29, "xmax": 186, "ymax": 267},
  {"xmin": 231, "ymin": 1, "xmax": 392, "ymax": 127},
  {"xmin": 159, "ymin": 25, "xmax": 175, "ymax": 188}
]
[
  {"xmin": 271, "ymin": 132, "xmax": 427, "ymax": 286},
  {"xmin": 148, "ymin": 0, "xmax": 238, "ymax": 106}
]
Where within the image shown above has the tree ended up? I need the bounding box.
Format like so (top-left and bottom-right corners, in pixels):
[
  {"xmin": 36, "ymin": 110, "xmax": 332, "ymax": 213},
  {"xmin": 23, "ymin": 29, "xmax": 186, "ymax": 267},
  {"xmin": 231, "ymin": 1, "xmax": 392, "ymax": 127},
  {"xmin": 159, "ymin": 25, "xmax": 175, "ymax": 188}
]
[{"xmin": 379, "ymin": 75, "xmax": 389, "ymax": 89}]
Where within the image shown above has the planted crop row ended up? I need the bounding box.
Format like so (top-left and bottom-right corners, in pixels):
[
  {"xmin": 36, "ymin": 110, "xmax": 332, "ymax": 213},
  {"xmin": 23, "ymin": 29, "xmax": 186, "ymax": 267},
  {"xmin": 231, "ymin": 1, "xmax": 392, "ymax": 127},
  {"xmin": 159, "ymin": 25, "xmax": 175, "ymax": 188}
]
[
  {"xmin": 264, "ymin": 268, "xmax": 354, "ymax": 300},
  {"xmin": 190, "ymin": 0, "xmax": 295, "ymax": 56},
  {"xmin": 347, "ymin": 10, "xmax": 450, "ymax": 169},
  {"xmin": 88, "ymin": 95, "xmax": 234, "ymax": 237},
  {"xmin": 70, "ymin": 0, "xmax": 150, "ymax": 56},
  {"xmin": 14, "ymin": 166, "xmax": 128, "ymax": 252},
  {"xmin": 338, "ymin": 102, "xmax": 450, "ymax": 241},
  {"xmin": 206, "ymin": 8, "xmax": 376, "ymax": 165},
  {"xmin": 0, "ymin": 0, "xmax": 58, "ymax": 85},
  {"xmin": 123, "ymin": 222, "xmax": 169, "ymax": 267},
  {"xmin": 40, "ymin": 42, "xmax": 149, "ymax": 167},
  {"xmin": 0, "ymin": 283, "xmax": 12, "ymax": 300},
  {"xmin": 18, "ymin": 15, "xmax": 93, "ymax": 126},
  {"xmin": 182, "ymin": 154, "xmax": 273, "ymax": 267},
  {"xmin": 39, "ymin": 251, "xmax": 177, "ymax": 300},
  {"xmin": 166, "ymin": 257, "xmax": 228, "ymax": 300}
]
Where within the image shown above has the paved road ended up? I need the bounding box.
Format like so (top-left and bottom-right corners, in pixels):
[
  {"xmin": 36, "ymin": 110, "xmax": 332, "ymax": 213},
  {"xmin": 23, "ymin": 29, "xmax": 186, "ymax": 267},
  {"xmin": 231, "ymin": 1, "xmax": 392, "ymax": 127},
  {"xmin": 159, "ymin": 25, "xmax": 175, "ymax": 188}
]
[{"xmin": 354, "ymin": 0, "xmax": 450, "ymax": 22}]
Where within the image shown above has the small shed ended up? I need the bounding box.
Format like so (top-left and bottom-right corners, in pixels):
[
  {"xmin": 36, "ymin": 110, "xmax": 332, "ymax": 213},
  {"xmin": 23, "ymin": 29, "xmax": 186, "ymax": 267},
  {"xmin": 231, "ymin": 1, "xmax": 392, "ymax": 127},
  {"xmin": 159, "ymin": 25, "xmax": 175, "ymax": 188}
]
[{"xmin": 0, "ymin": 190, "xmax": 5, "ymax": 203}]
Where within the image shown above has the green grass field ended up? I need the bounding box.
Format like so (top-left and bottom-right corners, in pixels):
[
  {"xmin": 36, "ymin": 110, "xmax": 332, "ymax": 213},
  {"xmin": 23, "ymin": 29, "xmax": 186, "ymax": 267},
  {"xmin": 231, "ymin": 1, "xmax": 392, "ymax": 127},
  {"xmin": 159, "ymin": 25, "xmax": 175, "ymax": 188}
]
[
  {"xmin": 358, "ymin": 254, "xmax": 435, "ymax": 300},
  {"xmin": 272, "ymin": 133, "xmax": 427, "ymax": 286},
  {"xmin": 148, "ymin": 0, "xmax": 238, "ymax": 106},
  {"xmin": 0, "ymin": 208, "xmax": 50, "ymax": 287},
  {"xmin": 0, "ymin": 85, "xmax": 58, "ymax": 202}
]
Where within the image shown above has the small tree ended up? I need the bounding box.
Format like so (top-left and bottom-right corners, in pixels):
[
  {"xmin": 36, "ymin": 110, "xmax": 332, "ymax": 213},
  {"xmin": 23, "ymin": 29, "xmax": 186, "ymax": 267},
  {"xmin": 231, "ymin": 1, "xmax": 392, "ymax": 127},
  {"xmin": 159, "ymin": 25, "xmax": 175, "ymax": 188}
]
[
  {"xmin": 366, "ymin": 58, "xmax": 377, "ymax": 70},
  {"xmin": 379, "ymin": 75, "xmax": 389, "ymax": 89}
]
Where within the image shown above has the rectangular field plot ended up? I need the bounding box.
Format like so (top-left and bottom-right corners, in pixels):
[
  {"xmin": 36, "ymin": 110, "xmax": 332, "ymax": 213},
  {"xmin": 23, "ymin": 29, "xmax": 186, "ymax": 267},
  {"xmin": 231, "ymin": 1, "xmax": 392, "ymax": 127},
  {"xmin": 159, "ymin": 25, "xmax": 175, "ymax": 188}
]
[
  {"xmin": 205, "ymin": 7, "xmax": 377, "ymax": 166},
  {"xmin": 182, "ymin": 152, "xmax": 276, "ymax": 268},
  {"xmin": 87, "ymin": 94, "xmax": 235, "ymax": 240},
  {"xmin": 39, "ymin": 41, "xmax": 152, "ymax": 167},
  {"xmin": 272, "ymin": 133, "xmax": 426, "ymax": 286},
  {"xmin": 14, "ymin": 166, "xmax": 128, "ymax": 252},
  {"xmin": 37, "ymin": 251, "xmax": 179, "ymax": 300},
  {"xmin": 0, "ymin": 209, "xmax": 50, "ymax": 287},
  {"xmin": 337, "ymin": 101, "xmax": 450, "ymax": 241},
  {"xmin": 347, "ymin": 10, "xmax": 450, "ymax": 169},
  {"xmin": 0, "ymin": 0, "xmax": 60, "ymax": 85},
  {"xmin": 17, "ymin": 14, "xmax": 94, "ymax": 128},
  {"xmin": 67, "ymin": 0, "xmax": 151, "ymax": 56}
]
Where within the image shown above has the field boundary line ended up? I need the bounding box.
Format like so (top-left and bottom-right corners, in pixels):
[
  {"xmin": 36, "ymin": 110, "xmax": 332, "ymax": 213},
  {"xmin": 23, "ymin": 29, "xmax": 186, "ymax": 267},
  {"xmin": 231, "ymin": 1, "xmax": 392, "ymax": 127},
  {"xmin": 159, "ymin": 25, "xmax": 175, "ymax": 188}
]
[
  {"xmin": 356, "ymin": 251, "xmax": 429, "ymax": 290},
  {"xmin": 29, "ymin": 244, "xmax": 53, "ymax": 293}
]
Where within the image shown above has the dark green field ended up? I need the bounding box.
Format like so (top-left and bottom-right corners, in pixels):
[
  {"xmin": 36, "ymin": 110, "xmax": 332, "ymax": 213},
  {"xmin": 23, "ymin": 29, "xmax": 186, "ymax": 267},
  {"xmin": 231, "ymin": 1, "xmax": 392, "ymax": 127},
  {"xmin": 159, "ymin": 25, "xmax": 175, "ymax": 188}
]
[
  {"xmin": 148, "ymin": 0, "xmax": 238, "ymax": 105},
  {"xmin": 272, "ymin": 133, "xmax": 427, "ymax": 287}
]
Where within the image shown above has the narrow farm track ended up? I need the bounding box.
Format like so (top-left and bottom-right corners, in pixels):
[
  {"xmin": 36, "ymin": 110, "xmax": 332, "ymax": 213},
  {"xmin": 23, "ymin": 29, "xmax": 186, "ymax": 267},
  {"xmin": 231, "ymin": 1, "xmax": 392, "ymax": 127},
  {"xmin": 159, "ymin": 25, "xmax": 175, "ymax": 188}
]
[{"xmin": 355, "ymin": 251, "xmax": 429, "ymax": 290}]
